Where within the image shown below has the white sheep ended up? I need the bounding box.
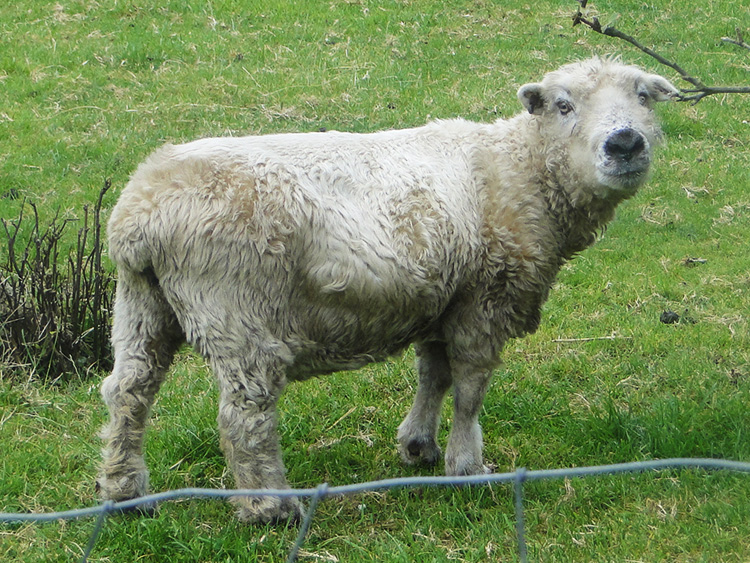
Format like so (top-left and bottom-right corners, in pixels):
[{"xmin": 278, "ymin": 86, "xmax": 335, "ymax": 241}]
[{"xmin": 97, "ymin": 57, "xmax": 678, "ymax": 523}]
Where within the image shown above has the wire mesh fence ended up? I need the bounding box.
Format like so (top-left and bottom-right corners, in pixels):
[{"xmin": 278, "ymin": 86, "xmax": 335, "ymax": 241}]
[{"xmin": 2, "ymin": 457, "xmax": 749, "ymax": 563}]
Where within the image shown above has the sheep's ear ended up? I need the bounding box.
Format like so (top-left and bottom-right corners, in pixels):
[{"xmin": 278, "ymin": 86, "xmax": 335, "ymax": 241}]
[
  {"xmin": 518, "ymin": 83, "xmax": 545, "ymax": 114},
  {"xmin": 646, "ymin": 74, "xmax": 679, "ymax": 102}
]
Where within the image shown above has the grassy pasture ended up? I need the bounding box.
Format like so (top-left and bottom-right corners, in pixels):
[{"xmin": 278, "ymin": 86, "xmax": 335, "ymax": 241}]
[{"xmin": 1, "ymin": 0, "xmax": 750, "ymax": 561}]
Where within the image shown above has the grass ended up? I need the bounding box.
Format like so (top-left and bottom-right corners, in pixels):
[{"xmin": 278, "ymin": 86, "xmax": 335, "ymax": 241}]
[{"xmin": 2, "ymin": 0, "xmax": 750, "ymax": 561}]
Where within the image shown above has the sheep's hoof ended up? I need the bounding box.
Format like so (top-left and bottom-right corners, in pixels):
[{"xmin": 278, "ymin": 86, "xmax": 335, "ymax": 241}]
[
  {"xmin": 110, "ymin": 500, "xmax": 158, "ymax": 518},
  {"xmin": 398, "ymin": 437, "xmax": 442, "ymax": 467},
  {"xmin": 445, "ymin": 455, "xmax": 495, "ymax": 478},
  {"xmin": 95, "ymin": 478, "xmax": 158, "ymax": 517},
  {"xmin": 233, "ymin": 495, "xmax": 303, "ymax": 525}
]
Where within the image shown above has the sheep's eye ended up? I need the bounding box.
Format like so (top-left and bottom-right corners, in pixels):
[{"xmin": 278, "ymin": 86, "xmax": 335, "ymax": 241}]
[
  {"xmin": 556, "ymin": 100, "xmax": 573, "ymax": 115},
  {"xmin": 637, "ymin": 92, "xmax": 649, "ymax": 105}
]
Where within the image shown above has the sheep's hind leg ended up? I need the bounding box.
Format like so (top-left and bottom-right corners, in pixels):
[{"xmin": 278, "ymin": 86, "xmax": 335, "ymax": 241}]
[
  {"xmin": 213, "ymin": 354, "xmax": 302, "ymax": 524},
  {"xmin": 97, "ymin": 269, "xmax": 183, "ymax": 509},
  {"xmin": 397, "ymin": 342, "xmax": 452, "ymax": 466}
]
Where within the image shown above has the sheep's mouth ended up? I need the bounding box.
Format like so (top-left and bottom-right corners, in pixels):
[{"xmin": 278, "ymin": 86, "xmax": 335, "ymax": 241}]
[
  {"xmin": 598, "ymin": 169, "xmax": 649, "ymax": 193},
  {"xmin": 602, "ymin": 162, "xmax": 649, "ymax": 181},
  {"xmin": 597, "ymin": 155, "xmax": 651, "ymax": 190}
]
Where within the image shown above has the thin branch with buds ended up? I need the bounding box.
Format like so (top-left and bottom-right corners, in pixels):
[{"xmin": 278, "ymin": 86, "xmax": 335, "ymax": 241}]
[{"xmin": 572, "ymin": 1, "xmax": 750, "ymax": 103}]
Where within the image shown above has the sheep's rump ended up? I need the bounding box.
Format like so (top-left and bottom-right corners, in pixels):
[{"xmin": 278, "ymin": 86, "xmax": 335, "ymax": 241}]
[{"xmin": 108, "ymin": 121, "xmax": 497, "ymax": 378}]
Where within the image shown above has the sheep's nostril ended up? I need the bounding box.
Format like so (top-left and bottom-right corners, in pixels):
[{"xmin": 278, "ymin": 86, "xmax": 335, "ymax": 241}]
[{"xmin": 604, "ymin": 128, "xmax": 646, "ymax": 161}]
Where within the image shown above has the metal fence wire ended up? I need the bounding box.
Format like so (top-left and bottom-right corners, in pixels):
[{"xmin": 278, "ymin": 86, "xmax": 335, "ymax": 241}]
[{"xmin": 2, "ymin": 458, "xmax": 750, "ymax": 563}]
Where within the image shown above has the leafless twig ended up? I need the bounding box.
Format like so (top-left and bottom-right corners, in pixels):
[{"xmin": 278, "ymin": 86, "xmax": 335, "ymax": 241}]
[
  {"xmin": 572, "ymin": 1, "xmax": 750, "ymax": 103},
  {"xmin": 552, "ymin": 335, "xmax": 632, "ymax": 343},
  {"xmin": 722, "ymin": 28, "xmax": 750, "ymax": 51}
]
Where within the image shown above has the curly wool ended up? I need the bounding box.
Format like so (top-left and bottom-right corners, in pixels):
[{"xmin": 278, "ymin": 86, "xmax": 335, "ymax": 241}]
[{"xmin": 98, "ymin": 57, "xmax": 677, "ymax": 523}]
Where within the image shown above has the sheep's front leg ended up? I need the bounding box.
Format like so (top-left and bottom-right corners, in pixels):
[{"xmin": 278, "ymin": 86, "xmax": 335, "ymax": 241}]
[
  {"xmin": 397, "ymin": 341, "xmax": 452, "ymax": 466},
  {"xmin": 445, "ymin": 363, "xmax": 493, "ymax": 476},
  {"xmin": 214, "ymin": 357, "xmax": 302, "ymax": 524}
]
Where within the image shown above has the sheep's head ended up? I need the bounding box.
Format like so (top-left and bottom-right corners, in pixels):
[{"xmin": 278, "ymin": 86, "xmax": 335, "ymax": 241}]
[{"xmin": 517, "ymin": 57, "xmax": 678, "ymax": 199}]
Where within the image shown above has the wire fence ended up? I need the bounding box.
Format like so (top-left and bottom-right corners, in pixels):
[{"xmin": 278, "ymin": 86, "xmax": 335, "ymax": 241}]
[{"xmin": 2, "ymin": 457, "xmax": 750, "ymax": 563}]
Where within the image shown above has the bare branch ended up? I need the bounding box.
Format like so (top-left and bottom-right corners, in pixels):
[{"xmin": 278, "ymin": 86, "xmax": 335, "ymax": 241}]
[
  {"xmin": 722, "ymin": 28, "xmax": 750, "ymax": 51},
  {"xmin": 552, "ymin": 335, "xmax": 632, "ymax": 343},
  {"xmin": 679, "ymin": 85, "xmax": 750, "ymax": 103},
  {"xmin": 572, "ymin": 2, "xmax": 750, "ymax": 103}
]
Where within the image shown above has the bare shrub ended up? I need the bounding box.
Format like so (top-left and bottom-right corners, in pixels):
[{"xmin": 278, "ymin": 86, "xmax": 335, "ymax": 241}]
[{"xmin": 0, "ymin": 181, "xmax": 115, "ymax": 382}]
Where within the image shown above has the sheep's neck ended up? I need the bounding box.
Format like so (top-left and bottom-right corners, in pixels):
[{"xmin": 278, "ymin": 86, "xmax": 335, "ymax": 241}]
[{"xmin": 543, "ymin": 166, "xmax": 621, "ymax": 260}]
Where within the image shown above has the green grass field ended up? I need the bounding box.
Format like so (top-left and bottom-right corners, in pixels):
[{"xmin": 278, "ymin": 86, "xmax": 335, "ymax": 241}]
[{"xmin": 2, "ymin": 0, "xmax": 750, "ymax": 561}]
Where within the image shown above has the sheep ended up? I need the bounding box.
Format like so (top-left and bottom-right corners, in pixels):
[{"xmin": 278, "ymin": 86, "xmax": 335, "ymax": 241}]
[{"xmin": 97, "ymin": 57, "xmax": 678, "ymax": 523}]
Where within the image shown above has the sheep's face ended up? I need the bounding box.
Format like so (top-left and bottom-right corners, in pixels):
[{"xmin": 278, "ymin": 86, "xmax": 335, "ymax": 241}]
[{"xmin": 518, "ymin": 58, "xmax": 678, "ymax": 198}]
